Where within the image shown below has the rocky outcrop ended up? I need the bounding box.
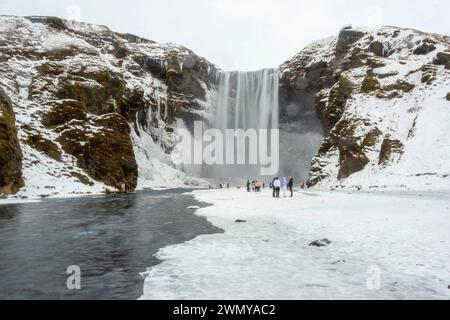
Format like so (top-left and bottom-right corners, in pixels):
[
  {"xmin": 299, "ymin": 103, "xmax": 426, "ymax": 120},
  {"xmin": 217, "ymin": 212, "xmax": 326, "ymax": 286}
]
[
  {"xmin": 56, "ymin": 113, "xmax": 138, "ymax": 191},
  {"xmin": 0, "ymin": 16, "xmax": 219, "ymax": 196},
  {"xmin": 433, "ymin": 52, "xmax": 450, "ymax": 69},
  {"xmin": 369, "ymin": 41, "xmax": 392, "ymax": 57},
  {"xmin": 281, "ymin": 26, "xmax": 450, "ymax": 188},
  {"xmin": 379, "ymin": 138, "xmax": 404, "ymax": 166},
  {"xmin": 316, "ymin": 76, "xmax": 354, "ymax": 133},
  {"xmin": 0, "ymin": 89, "xmax": 24, "ymax": 195},
  {"xmin": 1, "ymin": 16, "xmax": 449, "ymax": 195},
  {"xmin": 336, "ymin": 28, "xmax": 365, "ymax": 55},
  {"xmin": 25, "ymin": 133, "xmax": 62, "ymax": 161},
  {"xmin": 413, "ymin": 38, "xmax": 437, "ymax": 55},
  {"xmin": 41, "ymin": 100, "xmax": 88, "ymax": 127}
]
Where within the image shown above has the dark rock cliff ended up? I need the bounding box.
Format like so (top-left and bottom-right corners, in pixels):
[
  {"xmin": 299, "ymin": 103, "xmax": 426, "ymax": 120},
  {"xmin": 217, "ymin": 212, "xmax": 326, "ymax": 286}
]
[
  {"xmin": 0, "ymin": 88, "xmax": 24, "ymax": 195},
  {"xmin": 280, "ymin": 26, "xmax": 450, "ymax": 188},
  {"xmin": 0, "ymin": 16, "xmax": 219, "ymax": 194}
]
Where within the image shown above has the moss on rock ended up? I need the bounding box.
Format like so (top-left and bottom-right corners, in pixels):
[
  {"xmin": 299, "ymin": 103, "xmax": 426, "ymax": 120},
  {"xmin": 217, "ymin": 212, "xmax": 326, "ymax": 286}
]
[
  {"xmin": 41, "ymin": 100, "xmax": 87, "ymax": 128},
  {"xmin": 421, "ymin": 64, "xmax": 438, "ymax": 85},
  {"xmin": 361, "ymin": 128, "xmax": 382, "ymax": 150},
  {"xmin": 338, "ymin": 146, "xmax": 370, "ymax": 180},
  {"xmin": 57, "ymin": 113, "xmax": 138, "ymax": 191},
  {"xmin": 361, "ymin": 74, "xmax": 381, "ymax": 93},
  {"xmin": 70, "ymin": 172, "xmax": 94, "ymax": 186},
  {"xmin": 0, "ymin": 89, "xmax": 24, "ymax": 194},
  {"xmin": 317, "ymin": 76, "xmax": 354, "ymax": 132},
  {"xmin": 54, "ymin": 68, "xmax": 126, "ymax": 116},
  {"xmin": 433, "ymin": 52, "xmax": 450, "ymax": 69},
  {"xmin": 25, "ymin": 133, "xmax": 62, "ymax": 161},
  {"xmin": 390, "ymin": 80, "xmax": 415, "ymax": 93},
  {"xmin": 379, "ymin": 138, "xmax": 404, "ymax": 166}
]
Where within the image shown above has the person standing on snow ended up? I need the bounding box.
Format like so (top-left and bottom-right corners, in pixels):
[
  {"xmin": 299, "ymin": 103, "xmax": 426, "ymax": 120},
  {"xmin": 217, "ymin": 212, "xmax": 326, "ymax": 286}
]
[
  {"xmin": 273, "ymin": 177, "xmax": 281, "ymax": 198},
  {"xmin": 281, "ymin": 177, "xmax": 288, "ymax": 197},
  {"xmin": 272, "ymin": 178, "xmax": 276, "ymax": 197},
  {"xmin": 288, "ymin": 177, "xmax": 294, "ymax": 197},
  {"xmin": 246, "ymin": 180, "xmax": 251, "ymax": 192}
]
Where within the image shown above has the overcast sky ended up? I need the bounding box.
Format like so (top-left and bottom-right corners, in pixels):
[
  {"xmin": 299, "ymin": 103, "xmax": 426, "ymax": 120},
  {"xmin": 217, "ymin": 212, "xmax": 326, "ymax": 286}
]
[{"xmin": 1, "ymin": 0, "xmax": 449, "ymax": 70}]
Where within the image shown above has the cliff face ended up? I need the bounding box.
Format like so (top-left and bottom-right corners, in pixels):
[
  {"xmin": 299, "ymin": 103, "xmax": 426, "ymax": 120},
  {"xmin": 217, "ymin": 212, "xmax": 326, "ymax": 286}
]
[
  {"xmin": 0, "ymin": 16, "xmax": 218, "ymax": 197},
  {"xmin": 1, "ymin": 15, "xmax": 449, "ymax": 197},
  {"xmin": 0, "ymin": 88, "xmax": 24, "ymax": 195},
  {"xmin": 280, "ymin": 26, "xmax": 450, "ymax": 190}
]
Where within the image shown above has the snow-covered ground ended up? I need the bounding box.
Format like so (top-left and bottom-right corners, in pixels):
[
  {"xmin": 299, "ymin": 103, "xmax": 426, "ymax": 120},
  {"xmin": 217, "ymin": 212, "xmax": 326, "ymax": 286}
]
[{"xmin": 141, "ymin": 188, "xmax": 450, "ymax": 300}]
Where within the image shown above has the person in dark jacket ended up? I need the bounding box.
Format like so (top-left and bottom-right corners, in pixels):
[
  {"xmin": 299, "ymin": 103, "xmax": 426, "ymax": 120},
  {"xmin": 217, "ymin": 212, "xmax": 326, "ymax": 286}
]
[
  {"xmin": 272, "ymin": 178, "xmax": 276, "ymax": 198},
  {"xmin": 288, "ymin": 177, "xmax": 294, "ymax": 197},
  {"xmin": 246, "ymin": 180, "xmax": 251, "ymax": 192}
]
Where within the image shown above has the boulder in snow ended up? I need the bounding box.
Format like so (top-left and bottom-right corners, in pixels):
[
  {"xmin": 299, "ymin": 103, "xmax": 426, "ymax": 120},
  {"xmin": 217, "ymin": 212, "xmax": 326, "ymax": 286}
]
[{"xmin": 309, "ymin": 238, "xmax": 332, "ymax": 247}]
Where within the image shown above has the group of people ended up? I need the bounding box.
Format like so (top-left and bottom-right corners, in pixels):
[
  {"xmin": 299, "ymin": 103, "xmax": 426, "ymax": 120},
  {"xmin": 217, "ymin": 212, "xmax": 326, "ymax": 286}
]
[
  {"xmin": 271, "ymin": 177, "xmax": 294, "ymax": 198},
  {"xmin": 246, "ymin": 177, "xmax": 295, "ymax": 198},
  {"xmin": 246, "ymin": 180, "xmax": 266, "ymax": 192}
]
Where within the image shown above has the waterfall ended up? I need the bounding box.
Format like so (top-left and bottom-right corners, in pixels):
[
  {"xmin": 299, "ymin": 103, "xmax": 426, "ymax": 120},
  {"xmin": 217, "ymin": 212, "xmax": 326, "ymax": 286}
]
[
  {"xmin": 214, "ymin": 68, "xmax": 279, "ymax": 131},
  {"xmin": 203, "ymin": 68, "xmax": 280, "ymax": 181}
]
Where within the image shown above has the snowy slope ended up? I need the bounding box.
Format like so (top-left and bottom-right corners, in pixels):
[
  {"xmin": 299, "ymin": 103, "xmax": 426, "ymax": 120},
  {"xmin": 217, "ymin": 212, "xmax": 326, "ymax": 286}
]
[{"xmin": 281, "ymin": 26, "xmax": 450, "ymax": 191}]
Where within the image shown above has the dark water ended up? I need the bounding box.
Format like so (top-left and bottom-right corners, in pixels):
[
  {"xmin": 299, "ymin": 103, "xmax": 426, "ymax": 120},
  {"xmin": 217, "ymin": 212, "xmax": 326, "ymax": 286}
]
[{"xmin": 0, "ymin": 189, "xmax": 221, "ymax": 300}]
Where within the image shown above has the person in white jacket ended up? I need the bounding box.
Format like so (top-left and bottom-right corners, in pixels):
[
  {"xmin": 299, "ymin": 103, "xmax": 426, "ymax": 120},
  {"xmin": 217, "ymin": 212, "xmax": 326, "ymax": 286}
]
[{"xmin": 273, "ymin": 177, "xmax": 281, "ymax": 198}]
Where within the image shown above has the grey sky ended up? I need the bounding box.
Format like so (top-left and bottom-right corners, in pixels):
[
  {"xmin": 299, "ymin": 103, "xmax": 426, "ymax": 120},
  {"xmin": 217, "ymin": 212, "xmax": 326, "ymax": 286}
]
[{"xmin": 1, "ymin": 0, "xmax": 448, "ymax": 71}]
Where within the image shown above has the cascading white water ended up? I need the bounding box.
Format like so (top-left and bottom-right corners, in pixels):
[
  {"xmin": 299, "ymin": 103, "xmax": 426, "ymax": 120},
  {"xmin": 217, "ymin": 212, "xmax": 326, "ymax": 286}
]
[
  {"xmin": 214, "ymin": 69, "xmax": 279, "ymax": 131},
  {"xmin": 203, "ymin": 69, "xmax": 279, "ymax": 181}
]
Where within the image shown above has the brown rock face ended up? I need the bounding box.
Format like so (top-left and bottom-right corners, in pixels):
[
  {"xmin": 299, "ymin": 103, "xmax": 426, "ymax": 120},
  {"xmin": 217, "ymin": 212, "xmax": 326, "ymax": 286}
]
[
  {"xmin": 56, "ymin": 113, "xmax": 138, "ymax": 191},
  {"xmin": 433, "ymin": 52, "xmax": 450, "ymax": 69},
  {"xmin": 379, "ymin": 139, "xmax": 404, "ymax": 166},
  {"xmin": 361, "ymin": 73, "xmax": 381, "ymax": 93},
  {"xmin": 331, "ymin": 119, "xmax": 371, "ymax": 181},
  {"xmin": 280, "ymin": 26, "xmax": 449, "ymax": 188},
  {"xmin": 0, "ymin": 16, "xmax": 221, "ymax": 193},
  {"xmin": 317, "ymin": 76, "xmax": 354, "ymax": 133},
  {"xmin": 0, "ymin": 89, "xmax": 24, "ymax": 194},
  {"xmin": 25, "ymin": 134, "xmax": 62, "ymax": 161},
  {"xmin": 336, "ymin": 29, "xmax": 365, "ymax": 55},
  {"xmin": 421, "ymin": 64, "xmax": 438, "ymax": 85},
  {"xmin": 338, "ymin": 146, "xmax": 370, "ymax": 180},
  {"xmin": 41, "ymin": 100, "xmax": 88, "ymax": 128},
  {"xmin": 413, "ymin": 39, "xmax": 437, "ymax": 55},
  {"xmin": 53, "ymin": 68, "xmax": 126, "ymax": 116}
]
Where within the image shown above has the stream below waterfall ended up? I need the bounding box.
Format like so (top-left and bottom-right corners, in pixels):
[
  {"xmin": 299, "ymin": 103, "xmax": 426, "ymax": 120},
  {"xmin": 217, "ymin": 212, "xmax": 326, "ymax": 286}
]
[{"xmin": 0, "ymin": 189, "xmax": 221, "ymax": 300}]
